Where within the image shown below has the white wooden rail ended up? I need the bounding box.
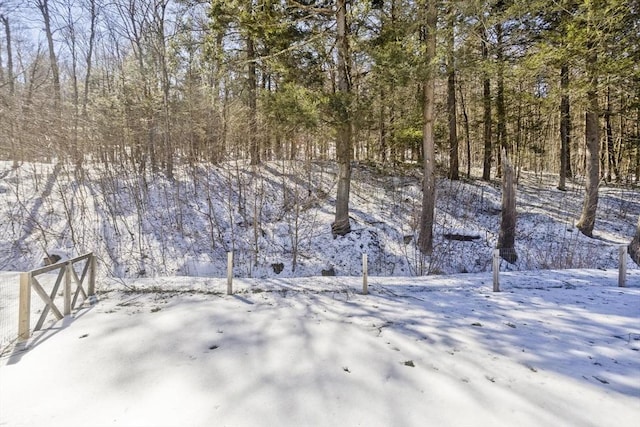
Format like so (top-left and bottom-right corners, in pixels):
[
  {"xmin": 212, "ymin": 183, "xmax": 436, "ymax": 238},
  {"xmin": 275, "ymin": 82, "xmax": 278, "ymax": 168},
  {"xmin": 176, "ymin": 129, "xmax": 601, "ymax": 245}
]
[
  {"xmin": 18, "ymin": 253, "xmax": 96, "ymax": 341},
  {"xmin": 492, "ymin": 246, "xmax": 629, "ymax": 290}
]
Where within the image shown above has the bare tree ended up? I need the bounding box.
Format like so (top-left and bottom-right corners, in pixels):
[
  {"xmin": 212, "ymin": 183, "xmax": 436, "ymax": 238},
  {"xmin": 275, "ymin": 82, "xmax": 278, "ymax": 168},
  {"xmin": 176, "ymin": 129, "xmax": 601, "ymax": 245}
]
[{"xmin": 34, "ymin": 0, "xmax": 61, "ymax": 105}]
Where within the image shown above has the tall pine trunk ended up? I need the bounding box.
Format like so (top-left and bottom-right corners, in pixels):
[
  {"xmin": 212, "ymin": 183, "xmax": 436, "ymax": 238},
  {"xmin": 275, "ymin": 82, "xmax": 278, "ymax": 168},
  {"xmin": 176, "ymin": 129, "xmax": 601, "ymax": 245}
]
[
  {"xmin": 481, "ymin": 27, "xmax": 492, "ymax": 181},
  {"xmin": 418, "ymin": 0, "xmax": 437, "ymax": 255},
  {"xmin": 576, "ymin": 48, "xmax": 600, "ymax": 237},
  {"xmin": 495, "ymin": 22, "xmax": 507, "ymax": 178},
  {"xmin": 332, "ymin": 0, "xmax": 352, "ymax": 237}
]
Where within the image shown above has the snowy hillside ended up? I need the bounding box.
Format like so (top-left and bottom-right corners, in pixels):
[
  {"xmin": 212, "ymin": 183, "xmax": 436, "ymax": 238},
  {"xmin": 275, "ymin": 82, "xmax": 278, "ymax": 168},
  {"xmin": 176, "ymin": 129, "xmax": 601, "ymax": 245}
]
[{"xmin": 0, "ymin": 160, "xmax": 638, "ymax": 279}]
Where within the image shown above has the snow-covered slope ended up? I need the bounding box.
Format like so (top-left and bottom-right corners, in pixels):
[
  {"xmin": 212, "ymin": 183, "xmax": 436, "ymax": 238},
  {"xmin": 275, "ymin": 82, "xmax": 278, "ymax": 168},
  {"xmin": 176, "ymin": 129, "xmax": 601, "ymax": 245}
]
[{"xmin": 1, "ymin": 160, "xmax": 637, "ymax": 279}]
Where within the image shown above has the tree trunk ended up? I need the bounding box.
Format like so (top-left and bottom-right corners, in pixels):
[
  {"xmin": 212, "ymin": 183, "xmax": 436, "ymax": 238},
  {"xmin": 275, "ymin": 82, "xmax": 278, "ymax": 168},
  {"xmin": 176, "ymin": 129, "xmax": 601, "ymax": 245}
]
[
  {"xmin": 576, "ymin": 49, "xmax": 600, "ymax": 237},
  {"xmin": 481, "ymin": 28, "xmax": 492, "ymax": 181},
  {"xmin": 558, "ymin": 63, "xmax": 571, "ymax": 190},
  {"xmin": 447, "ymin": 5, "xmax": 458, "ymax": 181},
  {"xmin": 332, "ymin": 0, "xmax": 352, "ymax": 237},
  {"xmin": 418, "ymin": 0, "xmax": 437, "ymax": 255},
  {"xmin": 605, "ymin": 85, "xmax": 619, "ymax": 182},
  {"xmin": 247, "ymin": 16, "xmax": 259, "ymax": 166},
  {"xmin": 495, "ymin": 22, "xmax": 507, "ymax": 178},
  {"xmin": 628, "ymin": 216, "xmax": 640, "ymax": 266},
  {"xmin": 497, "ymin": 149, "xmax": 517, "ymax": 263},
  {"xmin": 458, "ymin": 79, "xmax": 471, "ymax": 179},
  {"xmin": 82, "ymin": 0, "xmax": 97, "ymax": 119},
  {"xmin": 1, "ymin": 15, "xmax": 17, "ymax": 167},
  {"xmin": 37, "ymin": 0, "xmax": 61, "ymax": 106}
]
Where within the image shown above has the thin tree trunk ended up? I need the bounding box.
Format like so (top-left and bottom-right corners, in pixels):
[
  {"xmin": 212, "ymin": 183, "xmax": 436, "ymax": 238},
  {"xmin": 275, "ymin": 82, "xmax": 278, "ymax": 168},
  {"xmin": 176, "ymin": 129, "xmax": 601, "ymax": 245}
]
[
  {"xmin": 559, "ymin": 63, "xmax": 571, "ymax": 190},
  {"xmin": 605, "ymin": 85, "xmax": 619, "ymax": 182},
  {"xmin": 247, "ymin": 17, "xmax": 259, "ymax": 166},
  {"xmin": 458, "ymin": 79, "xmax": 471, "ymax": 179},
  {"xmin": 418, "ymin": 0, "xmax": 437, "ymax": 255},
  {"xmin": 481, "ymin": 27, "xmax": 492, "ymax": 181},
  {"xmin": 37, "ymin": 0, "xmax": 61, "ymax": 106},
  {"xmin": 576, "ymin": 49, "xmax": 600, "ymax": 237},
  {"xmin": 496, "ymin": 22, "xmax": 506, "ymax": 178},
  {"xmin": 82, "ymin": 0, "xmax": 97, "ymax": 119},
  {"xmin": 447, "ymin": 4, "xmax": 458, "ymax": 181},
  {"xmin": 332, "ymin": 0, "xmax": 352, "ymax": 237},
  {"xmin": 1, "ymin": 15, "xmax": 17, "ymax": 167}
]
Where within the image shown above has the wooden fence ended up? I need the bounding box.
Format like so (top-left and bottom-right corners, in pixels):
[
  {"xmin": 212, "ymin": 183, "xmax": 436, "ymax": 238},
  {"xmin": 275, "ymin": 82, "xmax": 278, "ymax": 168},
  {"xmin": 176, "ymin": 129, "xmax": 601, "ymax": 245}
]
[
  {"xmin": 492, "ymin": 246, "xmax": 629, "ymax": 291},
  {"xmin": 18, "ymin": 253, "xmax": 96, "ymax": 341}
]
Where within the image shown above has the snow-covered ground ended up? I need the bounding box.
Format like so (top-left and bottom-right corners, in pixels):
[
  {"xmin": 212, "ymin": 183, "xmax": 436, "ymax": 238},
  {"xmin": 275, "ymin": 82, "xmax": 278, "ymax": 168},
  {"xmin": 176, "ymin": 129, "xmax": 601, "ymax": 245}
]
[
  {"xmin": 1, "ymin": 270, "xmax": 639, "ymax": 427},
  {"xmin": 0, "ymin": 160, "xmax": 638, "ymax": 425},
  {"xmin": 1, "ymin": 160, "xmax": 638, "ymax": 278}
]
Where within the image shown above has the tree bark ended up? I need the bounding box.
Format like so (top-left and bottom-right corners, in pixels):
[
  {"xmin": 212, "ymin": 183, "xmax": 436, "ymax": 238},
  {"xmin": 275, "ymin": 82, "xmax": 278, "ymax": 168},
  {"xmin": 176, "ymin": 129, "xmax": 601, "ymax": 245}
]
[
  {"xmin": 447, "ymin": 5, "xmax": 458, "ymax": 181},
  {"xmin": 576, "ymin": 49, "xmax": 600, "ymax": 237},
  {"xmin": 495, "ymin": 22, "xmax": 506, "ymax": 178},
  {"xmin": 247, "ymin": 5, "xmax": 259, "ymax": 166},
  {"xmin": 82, "ymin": 0, "xmax": 97, "ymax": 119},
  {"xmin": 558, "ymin": 63, "xmax": 571, "ymax": 190},
  {"xmin": 481, "ymin": 27, "xmax": 492, "ymax": 181},
  {"xmin": 497, "ymin": 149, "xmax": 517, "ymax": 263},
  {"xmin": 332, "ymin": 0, "xmax": 352, "ymax": 237},
  {"xmin": 458, "ymin": 79, "xmax": 471, "ymax": 179},
  {"xmin": 418, "ymin": 0, "xmax": 437, "ymax": 255},
  {"xmin": 1, "ymin": 15, "xmax": 17, "ymax": 167},
  {"xmin": 37, "ymin": 0, "xmax": 61, "ymax": 106},
  {"xmin": 1, "ymin": 15, "xmax": 13, "ymax": 97},
  {"xmin": 628, "ymin": 216, "xmax": 640, "ymax": 266},
  {"xmin": 605, "ymin": 85, "xmax": 619, "ymax": 182}
]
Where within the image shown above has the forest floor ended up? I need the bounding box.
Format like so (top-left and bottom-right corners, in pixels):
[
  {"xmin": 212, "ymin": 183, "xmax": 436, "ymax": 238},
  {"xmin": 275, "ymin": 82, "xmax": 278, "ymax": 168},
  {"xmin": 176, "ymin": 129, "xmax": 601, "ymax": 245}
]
[{"xmin": 0, "ymin": 160, "xmax": 638, "ymax": 279}]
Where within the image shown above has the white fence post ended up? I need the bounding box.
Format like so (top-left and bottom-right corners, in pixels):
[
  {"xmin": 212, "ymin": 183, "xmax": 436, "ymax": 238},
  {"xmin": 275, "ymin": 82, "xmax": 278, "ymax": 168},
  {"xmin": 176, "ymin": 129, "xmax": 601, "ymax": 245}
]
[
  {"xmin": 88, "ymin": 254, "xmax": 96, "ymax": 296},
  {"xmin": 493, "ymin": 249, "xmax": 500, "ymax": 292},
  {"xmin": 227, "ymin": 252, "xmax": 233, "ymax": 295},
  {"xmin": 18, "ymin": 272, "xmax": 31, "ymax": 341},
  {"xmin": 64, "ymin": 262, "xmax": 72, "ymax": 316},
  {"xmin": 362, "ymin": 254, "xmax": 368, "ymax": 295},
  {"xmin": 619, "ymin": 246, "xmax": 627, "ymax": 288}
]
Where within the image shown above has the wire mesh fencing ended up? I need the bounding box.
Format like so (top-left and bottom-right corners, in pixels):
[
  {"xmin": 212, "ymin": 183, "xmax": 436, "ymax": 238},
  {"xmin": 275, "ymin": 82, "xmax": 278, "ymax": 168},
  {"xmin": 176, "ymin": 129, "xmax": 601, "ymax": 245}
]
[{"xmin": 0, "ymin": 272, "xmax": 20, "ymax": 354}]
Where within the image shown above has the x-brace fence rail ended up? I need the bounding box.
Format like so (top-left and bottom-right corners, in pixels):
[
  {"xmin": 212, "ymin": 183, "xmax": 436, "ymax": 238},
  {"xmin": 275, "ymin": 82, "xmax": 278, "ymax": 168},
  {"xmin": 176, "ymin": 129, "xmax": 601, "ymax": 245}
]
[{"xmin": 18, "ymin": 253, "xmax": 96, "ymax": 341}]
